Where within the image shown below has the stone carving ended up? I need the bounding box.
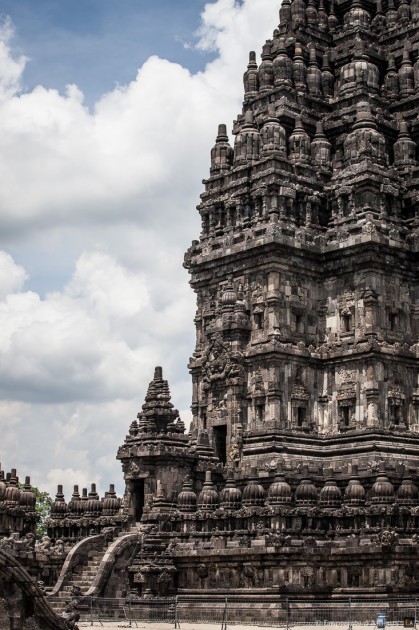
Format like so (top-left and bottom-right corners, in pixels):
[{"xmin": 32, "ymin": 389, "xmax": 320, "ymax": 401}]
[{"xmin": 60, "ymin": 599, "xmax": 80, "ymax": 629}]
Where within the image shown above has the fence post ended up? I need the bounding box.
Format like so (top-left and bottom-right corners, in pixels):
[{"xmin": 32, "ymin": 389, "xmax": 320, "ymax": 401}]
[
  {"xmin": 90, "ymin": 596, "xmax": 93, "ymax": 627},
  {"xmin": 129, "ymin": 598, "xmax": 132, "ymax": 628},
  {"xmin": 221, "ymin": 596, "xmax": 228, "ymax": 630},
  {"xmin": 348, "ymin": 597, "xmax": 352, "ymax": 630},
  {"xmin": 286, "ymin": 597, "xmax": 289, "ymax": 630},
  {"xmin": 415, "ymin": 598, "xmax": 417, "ymax": 630},
  {"xmin": 174, "ymin": 595, "xmax": 180, "ymax": 629}
]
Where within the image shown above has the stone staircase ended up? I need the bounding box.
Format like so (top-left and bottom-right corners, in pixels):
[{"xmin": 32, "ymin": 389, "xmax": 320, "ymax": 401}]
[
  {"xmin": 49, "ymin": 547, "xmax": 106, "ymax": 616},
  {"xmin": 48, "ymin": 534, "xmax": 110, "ymax": 615},
  {"xmin": 49, "ymin": 531, "xmax": 139, "ymax": 615},
  {"xmin": 63, "ymin": 550, "xmax": 103, "ymax": 595}
]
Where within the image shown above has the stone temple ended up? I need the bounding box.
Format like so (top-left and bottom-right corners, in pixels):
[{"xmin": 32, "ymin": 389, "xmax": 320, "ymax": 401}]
[{"xmin": 2, "ymin": 0, "xmax": 419, "ymax": 625}]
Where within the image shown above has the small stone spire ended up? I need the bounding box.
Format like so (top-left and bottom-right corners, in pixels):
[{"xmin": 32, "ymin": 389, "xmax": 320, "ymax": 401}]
[
  {"xmin": 139, "ymin": 366, "xmax": 180, "ymax": 434},
  {"xmin": 343, "ymin": 102, "xmax": 387, "ymax": 166},
  {"xmin": 197, "ymin": 469, "xmax": 219, "ymax": 510},
  {"xmin": 393, "ymin": 120, "xmax": 417, "ymax": 167},
  {"xmin": 321, "ymin": 51, "xmax": 334, "ymax": 98},
  {"xmin": 328, "ymin": 0, "xmax": 339, "ymax": 32},
  {"xmin": 67, "ymin": 485, "xmax": 82, "ymax": 516},
  {"xmin": 317, "ymin": 0, "xmax": 328, "ymax": 31},
  {"xmin": 371, "ymin": 0, "xmax": 386, "ymax": 32},
  {"xmin": 234, "ymin": 111, "xmax": 260, "ymax": 164},
  {"xmin": 210, "ymin": 124, "xmax": 233, "ymax": 175},
  {"xmin": 243, "ymin": 51, "xmax": 259, "ymax": 98},
  {"xmin": 306, "ymin": 46, "xmax": 322, "ymax": 97},
  {"xmin": 293, "ymin": 42, "xmax": 307, "ymax": 92},
  {"xmin": 259, "ymin": 42, "xmax": 274, "ymax": 92},
  {"xmin": 386, "ymin": 0, "xmax": 398, "ymax": 27},
  {"xmin": 398, "ymin": 50, "xmax": 415, "ymax": 98},
  {"xmin": 56, "ymin": 485, "xmax": 65, "ymax": 501},
  {"xmin": 279, "ymin": 0, "xmax": 292, "ymax": 25},
  {"xmin": 383, "ymin": 54, "xmax": 399, "ymax": 100},
  {"xmin": 344, "ymin": 0, "xmax": 371, "ymax": 30},
  {"xmin": 291, "ymin": 0, "xmax": 307, "ymax": 30},
  {"xmin": 20, "ymin": 477, "xmax": 36, "ymax": 511},
  {"xmin": 311, "ymin": 121, "xmax": 332, "ymax": 169},
  {"xmin": 289, "ymin": 116, "xmax": 311, "ymax": 165},
  {"xmin": 273, "ymin": 38, "xmax": 293, "ymax": 88},
  {"xmin": 88, "ymin": 483, "xmax": 99, "ymax": 500},
  {"xmin": 50, "ymin": 485, "xmax": 67, "ymax": 518},
  {"xmin": 261, "ymin": 105, "xmax": 287, "ymax": 158},
  {"xmin": 398, "ymin": 0, "xmax": 411, "ymax": 23},
  {"xmin": 306, "ymin": 0, "xmax": 318, "ymax": 26},
  {"xmin": 177, "ymin": 476, "xmax": 197, "ymax": 513}
]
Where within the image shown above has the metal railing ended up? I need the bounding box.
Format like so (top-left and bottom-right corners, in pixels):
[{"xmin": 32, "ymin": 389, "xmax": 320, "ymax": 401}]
[{"xmin": 48, "ymin": 595, "xmax": 419, "ymax": 628}]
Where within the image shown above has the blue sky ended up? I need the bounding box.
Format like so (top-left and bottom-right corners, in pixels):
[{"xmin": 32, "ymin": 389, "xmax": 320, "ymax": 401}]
[
  {"xmin": 0, "ymin": 0, "xmax": 279, "ymax": 500},
  {"xmin": 1, "ymin": 0, "xmax": 213, "ymax": 107}
]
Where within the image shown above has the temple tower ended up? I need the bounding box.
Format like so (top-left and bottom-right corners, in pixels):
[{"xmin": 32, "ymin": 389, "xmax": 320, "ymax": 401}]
[
  {"xmin": 118, "ymin": 0, "xmax": 419, "ymax": 602},
  {"xmin": 184, "ymin": 0, "xmax": 419, "ymax": 475}
]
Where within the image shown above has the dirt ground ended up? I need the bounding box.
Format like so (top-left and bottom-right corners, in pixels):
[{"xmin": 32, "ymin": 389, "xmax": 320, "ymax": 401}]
[{"xmin": 77, "ymin": 623, "xmax": 396, "ymax": 630}]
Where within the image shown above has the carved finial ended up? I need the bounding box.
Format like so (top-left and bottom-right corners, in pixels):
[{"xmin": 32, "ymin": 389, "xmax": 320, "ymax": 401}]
[
  {"xmin": 211, "ymin": 124, "xmax": 233, "ymax": 174},
  {"xmin": 243, "ymin": 51, "xmax": 259, "ymax": 96},
  {"xmin": 279, "ymin": 0, "xmax": 292, "ymax": 24}
]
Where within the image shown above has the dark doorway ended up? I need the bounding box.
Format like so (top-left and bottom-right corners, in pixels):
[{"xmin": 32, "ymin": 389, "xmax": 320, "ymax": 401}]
[
  {"xmin": 132, "ymin": 479, "xmax": 144, "ymax": 522},
  {"xmin": 213, "ymin": 425, "xmax": 227, "ymax": 464}
]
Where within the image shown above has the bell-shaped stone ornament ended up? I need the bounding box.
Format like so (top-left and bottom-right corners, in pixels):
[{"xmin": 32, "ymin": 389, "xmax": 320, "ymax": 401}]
[
  {"xmin": 371, "ymin": 0, "xmax": 386, "ymax": 32},
  {"xmin": 260, "ymin": 106, "xmax": 287, "ymax": 158},
  {"xmin": 344, "ymin": 0, "xmax": 371, "ymax": 30},
  {"xmin": 273, "ymin": 38, "xmax": 293, "ymax": 88},
  {"xmin": 289, "ymin": 116, "xmax": 311, "ymax": 165},
  {"xmin": 398, "ymin": 50, "xmax": 415, "ymax": 98},
  {"xmin": 259, "ymin": 41, "xmax": 274, "ymax": 92},
  {"xmin": 279, "ymin": 0, "xmax": 292, "ymax": 24},
  {"xmin": 291, "ymin": 0, "xmax": 307, "ymax": 29},
  {"xmin": 306, "ymin": 0, "xmax": 318, "ymax": 26},
  {"xmin": 234, "ymin": 110, "xmax": 260, "ymax": 164},
  {"xmin": 386, "ymin": 0, "xmax": 399, "ymax": 27},
  {"xmin": 311, "ymin": 121, "xmax": 332, "ymax": 169},
  {"xmin": 383, "ymin": 54, "xmax": 399, "ymax": 100},
  {"xmin": 398, "ymin": 0, "xmax": 411, "ymax": 23},
  {"xmin": 306, "ymin": 47, "xmax": 322, "ymax": 97},
  {"xmin": 343, "ymin": 102, "xmax": 387, "ymax": 166},
  {"xmin": 340, "ymin": 42, "xmax": 379, "ymax": 95}
]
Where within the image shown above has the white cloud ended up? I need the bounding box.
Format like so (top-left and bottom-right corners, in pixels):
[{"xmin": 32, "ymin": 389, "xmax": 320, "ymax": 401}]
[
  {"xmin": 0, "ymin": 251, "xmax": 173, "ymax": 404},
  {"xmin": 0, "ymin": 251, "xmax": 27, "ymax": 299},
  {"xmin": 0, "ymin": 17, "xmax": 28, "ymax": 99},
  {"xmin": 0, "ymin": 0, "xmax": 280, "ymax": 497}
]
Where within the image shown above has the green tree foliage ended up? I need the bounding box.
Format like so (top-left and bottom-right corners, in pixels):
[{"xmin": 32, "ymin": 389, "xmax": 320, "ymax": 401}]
[{"xmin": 19, "ymin": 484, "xmax": 53, "ymax": 538}]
